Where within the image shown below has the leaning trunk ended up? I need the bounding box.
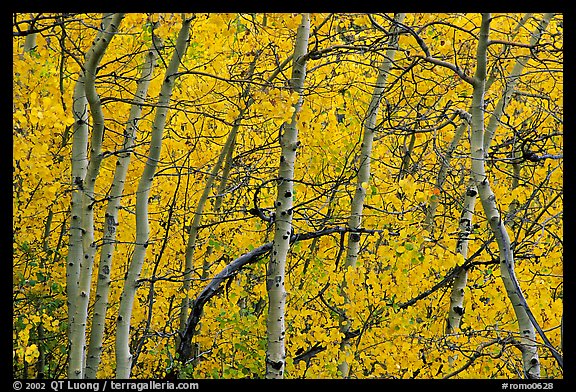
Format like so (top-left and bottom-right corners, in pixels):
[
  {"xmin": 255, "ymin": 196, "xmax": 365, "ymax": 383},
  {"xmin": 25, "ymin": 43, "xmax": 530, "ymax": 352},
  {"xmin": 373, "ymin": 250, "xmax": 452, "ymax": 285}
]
[
  {"xmin": 446, "ymin": 179, "xmax": 477, "ymax": 333},
  {"xmin": 470, "ymin": 13, "xmax": 539, "ymax": 379},
  {"xmin": 115, "ymin": 16, "xmax": 192, "ymax": 379},
  {"xmin": 84, "ymin": 30, "xmax": 160, "ymax": 379},
  {"xmin": 67, "ymin": 13, "xmax": 124, "ymax": 379}
]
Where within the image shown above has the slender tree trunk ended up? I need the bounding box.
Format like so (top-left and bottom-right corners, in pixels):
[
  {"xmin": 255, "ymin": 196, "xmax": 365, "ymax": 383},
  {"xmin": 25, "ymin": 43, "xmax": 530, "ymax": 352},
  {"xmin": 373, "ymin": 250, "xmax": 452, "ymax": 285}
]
[
  {"xmin": 115, "ymin": 15, "xmax": 192, "ymax": 379},
  {"xmin": 178, "ymin": 113, "xmax": 243, "ymax": 342},
  {"xmin": 424, "ymin": 119, "xmax": 468, "ymax": 233},
  {"xmin": 485, "ymin": 13, "xmax": 533, "ymax": 92},
  {"xmin": 67, "ymin": 13, "xmax": 124, "ymax": 379},
  {"xmin": 484, "ymin": 13, "xmax": 554, "ymax": 151},
  {"xmin": 446, "ymin": 179, "xmax": 477, "ymax": 333},
  {"xmin": 444, "ymin": 12, "xmax": 546, "ymax": 336},
  {"xmin": 505, "ymin": 143, "xmax": 523, "ymax": 229},
  {"xmin": 84, "ymin": 30, "xmax": 161, "ymax": 379},
  {"xmin": 201, "ymin": 137, "xmax": 236, "ymax": 280},
  {"xmin": 178, "ymin": 53, "xmax": 261, "ymax": 343},
  {"xmin": 19, "ymin": 15, "xmax": 37, "ymax": 59},
  {"xmin": 36, "ymin": 323, "xmax": 45, "ymax": 378},
  {"xmin": 177, "ymin": 47, "xmax": 309, "ymax": 370},
  {"xmin": 397, "ymin": 130, "xmax": 416, "ymax": 180},
  {"xmin": 470, "ymin": 13, "xmax": 540, "ymax": 379},
  {"xmin": 338, "ymin": 13, "xmax": 405, "ymax": 378},
  {"xmin": 23, "ymin": 33, "xmax": 37, "ymax": 55},
  {"xmin": 265, "ymin": 13, "xmax": 310, "ymax": 379},
  {"xmin": 67, "ymin": 43, "xmax": 89, "ymax": 362}
]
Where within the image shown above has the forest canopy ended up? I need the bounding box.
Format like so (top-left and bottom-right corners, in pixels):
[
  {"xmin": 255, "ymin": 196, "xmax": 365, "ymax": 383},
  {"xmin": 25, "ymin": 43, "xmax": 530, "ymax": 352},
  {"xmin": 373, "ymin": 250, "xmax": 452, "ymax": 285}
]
[{"xmin": 13, "ymin": 12, "xmax": 562, "ymax": 379}]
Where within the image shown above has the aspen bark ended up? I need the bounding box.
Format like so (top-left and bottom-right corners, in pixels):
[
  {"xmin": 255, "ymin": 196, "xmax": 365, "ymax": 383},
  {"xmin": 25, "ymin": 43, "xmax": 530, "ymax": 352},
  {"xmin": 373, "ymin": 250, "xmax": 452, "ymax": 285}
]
[
  {"xmin": 177, "ymin": 49, "xmax": 306, "ymax": 367},
  {"xmin": 444, "ymin": 13, "xmax": 547, "ymax": 335},
  {"xmin": 115, "ymin": 15, "xmax": 192, "ymax": 379},
  {"xmin": 23, "ymin": 32, "xmax": 37, "ymax": 55},
  {"xmin": 470, "ymin": 13, "xmax": 539, "ymax": 379},
  {"xmin": 424, "ymin": 120, "xmax": 467, "ymax": 233},
  {"xmin": 344, "ymin": 13, "xmax": 405, "ymax": 268},
  {"xmin": 439, "ymin": 109, "xmax": 476, "ymax": 336},
  {"xmin": 67, "ymin": 13, "xmax": 124, "ymax": 379},
  {"xmin": 485, "ymin": 13, "xmax": 533, "ymax": 92},
  {"xmin": 446, "ymin": 179, "xmax": 477, "ymax": 333},
  {"xmin": 338, "ymin": 13, "xmax": 405, "ymax": 378},
  {"xmin": 201, "ymin": 139, "xmax": 236, "ymax": 280},
  {"xmin": 67, "ymin": 60, "xmax": 89, "ymax": 359},
  {"xmin": 84, "ymin": 32, "xmax": 161, "ymax": 379},
  {"xmin": 484, "ymin": 13, "xmax": 553, "ymax": 232},
  {"xmin": 505, "ymin": 144, "xmax": 522, "ymax": 229},
  {"xmin": 19, "ymin": 15, "xmax": 37, "ymax": 59},
  {"xmin": 265, "ymin": 13, "xmax": 309, "ymax": 379}
]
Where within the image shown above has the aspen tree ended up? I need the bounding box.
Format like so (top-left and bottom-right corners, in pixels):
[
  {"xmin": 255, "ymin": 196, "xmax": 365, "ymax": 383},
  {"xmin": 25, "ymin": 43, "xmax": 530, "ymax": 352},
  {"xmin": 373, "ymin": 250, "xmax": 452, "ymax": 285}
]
[
  {"xmin": 338, "ymin": 13, "xmax": 405, "ymax": 378},
  {"xmin": 443, "ymin": 13, "xmax": 547, "ymax": 334},
  {"xmin": 423, "ymin": 12, "xmax": 533, "ymax": 234},
  {"xmin": 424, "ymin": 120, "xmax": 468, "ymax": 233},
  {"xmin": 178, "ymin": 55, "xmax": 259, "ymax": 342},
  {"xmin": 482, "ymin": 13, "xmax": 562, "ymax": 370},
  {"xmin": 265, "ymin": 13, "xmax": 310, "ymax": 379},
  {"xmin": 470, "ymin": 13, "xmax": 540, "ymax": 379},
  {"xmin": 84, "ymin": 30, "xmax": 161, "ymax": 379},
  {"xmin": 115, "ymin": 15, "xmax": 192, "ymax": 379},
  {"xmin": 67, "ymin": 13, "xmax": 124, "ymax": 379},
  {"xmin": 484, "ymin": 14, "xmax": 554, "ymax": 152},
  {"xmin": 17, "ymin": 14, "xmax": 38, "ymax": 59},
  {"xmin": 12, "ymin": 12, "xmax": 562, "ymax": 379},
  {"xmin": 446, "ymin": 179, "xmax": 477, "ymax": 334}
]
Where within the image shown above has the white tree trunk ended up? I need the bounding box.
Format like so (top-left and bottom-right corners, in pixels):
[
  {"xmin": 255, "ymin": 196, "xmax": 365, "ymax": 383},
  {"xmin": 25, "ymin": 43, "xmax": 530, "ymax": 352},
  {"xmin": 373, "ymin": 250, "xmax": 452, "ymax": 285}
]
[
  {"xmin": 444, "ymin": 13, "xmax": 534, "ymax": 332},
  {"xmin": 470, "ymin": 13, "xmax": 540, "ymax": 379},
  {"xmin": 67, "ymin": 13, "xmax": 124, "ymax": 379},
  {"xmin": 265, "ymin": 13, "xmax": 310, "ymax": 379},
  {"xmin": 67, "ymin": 64, "xmax": 89, "ymax": 337},
  {"xmin": 446, "ymin": 179, "xmax": 477, "ymax": 333},
  {"xmin": 19, "ymin": 15, "xmax": 37, "ymax": 59},
  {"xmin": 484, "ymin": 13, "xmax": 554, "ymax": 151},
  {"xmin": 338, "ymin": 13, "xmax": 405, "ymax": 378},
  {"xmin": 443, "ymin": 12, "xmax": 543, "ymax": 336},
  {"xmin": 424, "ymin": 120, "xmax": 467, "ymax": 233},
  {"xmin": 84, "ymin": 31, "xmax": 161, "ymax": 379},
  {"xmin": 23, "ymin": 33, "xmax": 37, "ymax": 55},
  {"xmin": 115, "ymin": 15, "xmax": 192, "ymax": 379}
]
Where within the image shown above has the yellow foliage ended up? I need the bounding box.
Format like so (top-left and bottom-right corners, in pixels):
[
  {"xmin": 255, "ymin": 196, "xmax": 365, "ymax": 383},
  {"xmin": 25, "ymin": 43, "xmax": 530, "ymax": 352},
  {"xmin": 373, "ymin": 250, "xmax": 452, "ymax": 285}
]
[{"xmin": 12, "ymin": 12, "xmax": 562, "ymax": 380}]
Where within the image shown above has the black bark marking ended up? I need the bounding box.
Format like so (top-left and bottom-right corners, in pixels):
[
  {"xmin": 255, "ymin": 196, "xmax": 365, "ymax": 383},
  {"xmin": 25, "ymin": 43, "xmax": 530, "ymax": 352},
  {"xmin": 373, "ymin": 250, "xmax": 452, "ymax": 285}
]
[
  {"xmin": 466, "ymin": 188, "xmax": 477, "ymax": 197},
  {"xmin": 453, "ymin": 306, "xmax": 464, "ymax": 316},
  {"xmin": 268, "ymin": 360, "xmax": 283, "ymax": 371}
]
